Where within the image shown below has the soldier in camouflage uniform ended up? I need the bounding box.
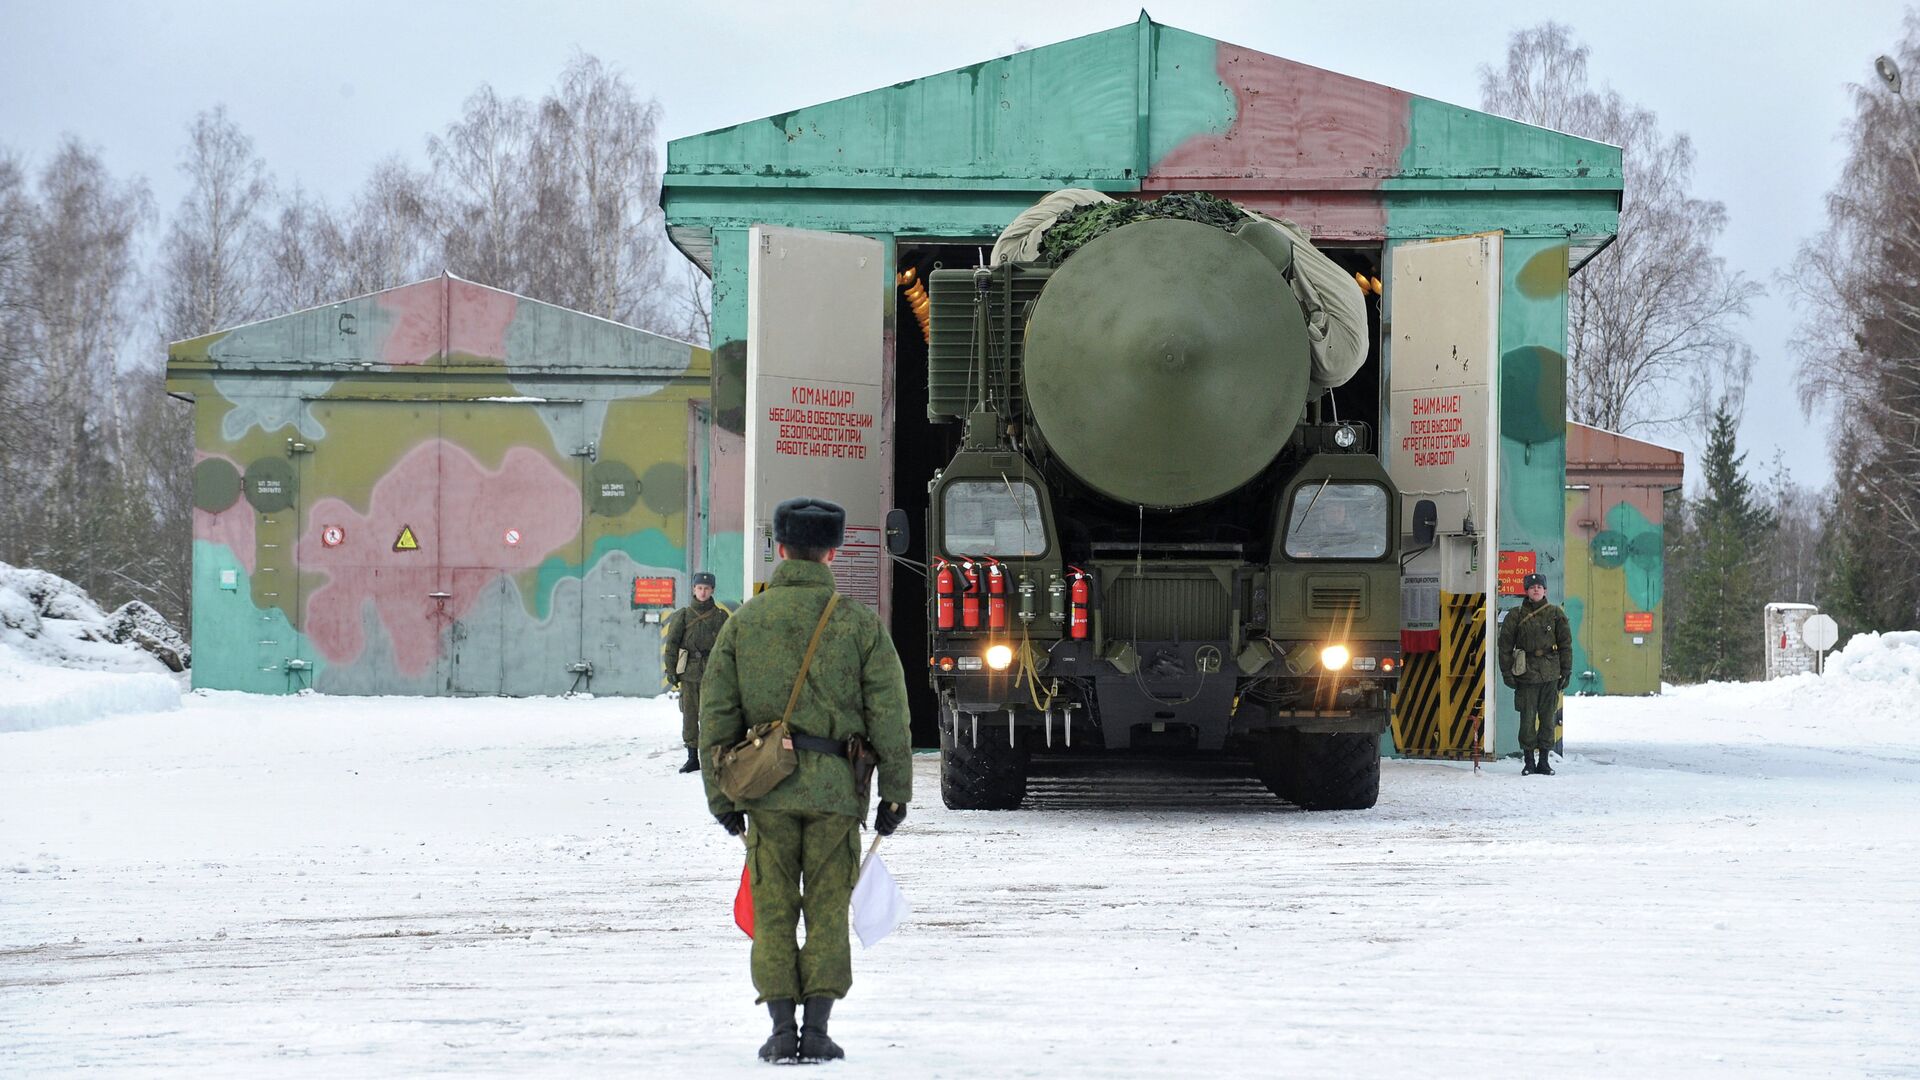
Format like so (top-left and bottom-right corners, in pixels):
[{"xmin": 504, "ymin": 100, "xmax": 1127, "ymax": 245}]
[
  {"xmin": 699, "ymin": 497, "xmax": 913, "ymax": 1064},
  {"xmin": 1498, "ymin": 571, "xmax": 1573, "ymax": 776},
  {"xmin": 662, "ymin": 571, "xmax": 729, "ymax": 773}
]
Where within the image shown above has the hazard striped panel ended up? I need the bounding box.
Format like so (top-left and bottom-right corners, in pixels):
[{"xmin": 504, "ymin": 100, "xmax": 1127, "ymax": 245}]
[{"xmin": 1391, "ymin": 590, "xmax": 1486, "ymax": 758}]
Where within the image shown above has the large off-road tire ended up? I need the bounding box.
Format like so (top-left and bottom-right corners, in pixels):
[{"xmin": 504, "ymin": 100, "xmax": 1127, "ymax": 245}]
[
  {"xmin": 1251, "ymin": 731, "xmax": 1380, "ymax": 811},
  {"xmin": 1288, "ymin": 732, "xmax": 1381, "ymax": 810},
  {"xmin": 939, "ymin": 707, "xmax": 1029, "ymax": 810},
  {"xmin": 1249, "ymin": 732, "xmax": 1303, "ymax": 801}
]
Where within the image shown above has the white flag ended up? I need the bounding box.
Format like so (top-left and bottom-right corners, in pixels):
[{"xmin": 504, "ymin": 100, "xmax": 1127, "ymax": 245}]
[{"xmin": 850, "ymin": 842, "xmax": 909, "ymax": 948}]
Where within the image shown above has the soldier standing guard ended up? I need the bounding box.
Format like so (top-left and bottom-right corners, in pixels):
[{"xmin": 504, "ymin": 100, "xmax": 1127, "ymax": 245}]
[
  {"xmin": 1498, "ymin": 571, "xmax": 1573, "ymax": 776},
  {"xmin": 662, "ymin": 571, "xmax": 729, "ymax": 774},
  {"xmin": 699, "ymin": 497, "xmax": 913, "ymax": 1064}
]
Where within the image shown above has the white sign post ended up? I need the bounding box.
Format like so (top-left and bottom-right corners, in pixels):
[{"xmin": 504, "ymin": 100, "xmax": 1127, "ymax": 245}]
[{"xmin": 1803, "ymin": 612, "xmax": 1839, "ymax": 674}]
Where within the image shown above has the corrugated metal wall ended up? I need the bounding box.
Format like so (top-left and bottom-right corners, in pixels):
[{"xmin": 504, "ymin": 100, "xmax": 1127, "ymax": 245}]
[{"xmin": 167, "ymin": 274, "xmax": 711, "ymax": 696}]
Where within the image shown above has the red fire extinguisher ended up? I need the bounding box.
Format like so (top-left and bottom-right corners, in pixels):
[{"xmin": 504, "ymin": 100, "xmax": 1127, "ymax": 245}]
[
  {"xmin": 933, "ymin": 558, "xmax": 957, "ymax": 630},
  {"xmin": 985, "ymin": 559, "xmax": 1008, "ymax": 630},
  {"xmin": 959, "ymin": 559, "xmax": 982, "ymax": 630},
  {"xmin": 1068, "ymin": 566, "xmax": 1090, "ymax": 640}
]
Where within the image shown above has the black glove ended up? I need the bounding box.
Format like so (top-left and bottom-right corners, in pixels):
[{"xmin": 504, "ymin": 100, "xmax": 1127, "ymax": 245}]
[
  {"xmin": 716, "ymin": 811, "xmax": 746, "ymax": 836},
  {"xmin": 1502, "ymin": 675, "xmax": 1517, "ymax": 689},
  {"xmin": 874, "ymin": 801, "xmax": 907, "ymax": 836},
  {"xmin": 1558, "ymin": 677, "xmax": 1570, "ymax": 692}
]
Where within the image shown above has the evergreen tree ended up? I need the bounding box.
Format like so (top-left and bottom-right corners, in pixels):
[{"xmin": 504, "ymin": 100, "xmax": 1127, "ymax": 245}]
[
  {"xmin": 1819, "ymin": 443, "xmax": 1920, "ymax": 635},
  {"xmin": 1669, "ymin": 407, "xmax": 1775, "ymax": 681}
]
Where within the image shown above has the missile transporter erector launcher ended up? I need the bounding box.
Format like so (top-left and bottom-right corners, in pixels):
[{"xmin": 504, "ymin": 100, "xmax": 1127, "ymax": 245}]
[{"xmin": 899, "ymin": 192, "xmax": 1410, "ymax": 811}]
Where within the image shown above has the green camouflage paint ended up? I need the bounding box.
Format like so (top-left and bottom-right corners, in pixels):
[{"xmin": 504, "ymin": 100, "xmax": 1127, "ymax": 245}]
[{"xmin": 168, "ymin": 275, "xmax": 714, "ymax": 697}]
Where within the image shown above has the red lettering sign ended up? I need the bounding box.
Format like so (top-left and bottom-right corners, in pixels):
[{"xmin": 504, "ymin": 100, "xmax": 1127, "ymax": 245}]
[
  {"xmin": 631, "ymin": 577, "xmax": 676, "ymax": 607},
  {"xmin": 1402, "ymin": 394, "xmax": 1471, "ymax": 466},
  {"xmin": 1624, "ymin": 612, "xmax": 1654, "ymax": 633},
  {"xmin": 770, "ymin": 384, "xmax": 873, "ymax": 459},
  {"xmin": 1498, "ymin": 550, "xmax": 1537, "ymax": 596}
]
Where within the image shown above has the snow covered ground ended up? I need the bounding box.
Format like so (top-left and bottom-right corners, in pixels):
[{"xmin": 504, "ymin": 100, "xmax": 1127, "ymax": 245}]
[{"xmin": 4, "ymin": 636, "xmax": 1918, "ymax": 1077}]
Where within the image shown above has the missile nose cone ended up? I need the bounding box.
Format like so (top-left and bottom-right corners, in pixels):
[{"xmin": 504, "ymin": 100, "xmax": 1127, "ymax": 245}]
[{"xmin": 1023, "ymin": 218, "xmax": 1312, "ymax": 509}]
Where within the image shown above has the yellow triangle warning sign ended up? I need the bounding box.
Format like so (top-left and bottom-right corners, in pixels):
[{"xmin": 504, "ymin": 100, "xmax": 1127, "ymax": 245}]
[{"xmin": 393, "ymin": 525, "xmax": 420, "ymax": 552}]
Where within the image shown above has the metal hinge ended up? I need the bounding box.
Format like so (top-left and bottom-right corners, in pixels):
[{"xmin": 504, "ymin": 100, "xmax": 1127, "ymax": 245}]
[
  {"xmin": 284, "ymin": 658, "xmax": 312, "ymax": 672},
  {"xmin": 286, "ymin": 437, "xmax": 315, "ymax": 455},
  {"xmin": 570, "ymin": 442, "xmax": 598, "ymax": 462},
  {"xmin": 567, "ymin": 661, "xmax": 594, "ymax": 676}
]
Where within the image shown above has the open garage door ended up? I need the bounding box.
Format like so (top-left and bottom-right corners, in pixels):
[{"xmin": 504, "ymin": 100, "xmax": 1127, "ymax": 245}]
[
  {"xmin": 744, "ymin": 225, "xmax": 890, "ymax": 612},
  {"xmin": 1385, "ymin": 233, "xmax": 1501, "ymax": 757}
]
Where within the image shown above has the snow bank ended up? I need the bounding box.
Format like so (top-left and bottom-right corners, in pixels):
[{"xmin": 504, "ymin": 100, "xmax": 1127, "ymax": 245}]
[
  {"xmin": 1638, "ymin": 629, "xmax": 1920, "ymax": 750},
  {"xmin": 0, "ymin": 561, "xmax": 182, "ymax": 732},
  {"xmin": 1824, "ymin": 628, "xmax": 1920, "ymax": 684}
]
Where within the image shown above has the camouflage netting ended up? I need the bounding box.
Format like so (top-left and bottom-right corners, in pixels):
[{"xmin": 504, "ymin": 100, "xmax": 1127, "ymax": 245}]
[
  {"xmin": 995, "ymin": 189, "xmax": 1370, "ymax": 394},
  {"xmin": 1036, "ymin": 192, "xmax": 1249, "ymax": 266}
]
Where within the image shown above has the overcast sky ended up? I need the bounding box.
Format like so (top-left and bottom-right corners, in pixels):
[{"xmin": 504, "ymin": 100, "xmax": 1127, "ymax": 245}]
[{"xmin": 3, "ymin": 0, "xmax": 1906, "ymax": 492}]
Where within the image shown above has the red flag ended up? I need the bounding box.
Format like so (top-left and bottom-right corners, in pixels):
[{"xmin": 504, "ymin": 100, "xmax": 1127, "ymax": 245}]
[{"xmin": 734, "ymin": 861, "xmax": 755, "ymax": 938}]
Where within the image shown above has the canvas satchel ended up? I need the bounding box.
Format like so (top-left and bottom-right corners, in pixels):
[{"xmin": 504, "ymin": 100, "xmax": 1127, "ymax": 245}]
[
  {"xmin": 1510, "ymin": 604, "xmax": 1548, "ymax": 678},
  {"xmin": 716, "ymin": 594, "xmax": 840, "ymax": 802}
]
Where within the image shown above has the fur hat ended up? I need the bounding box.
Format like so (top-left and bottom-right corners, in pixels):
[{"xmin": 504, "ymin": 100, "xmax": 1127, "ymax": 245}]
[
  {"xmin": 773, "ymin": 497, "xmax": 846, "ymax": 550},
  {"xmin": 1522, "ymin": 572, "xmax": 1547, "ymax": 591},
  {"xmin": 691, "ymin": 571, "xmax": 716, "ymax": 588}
]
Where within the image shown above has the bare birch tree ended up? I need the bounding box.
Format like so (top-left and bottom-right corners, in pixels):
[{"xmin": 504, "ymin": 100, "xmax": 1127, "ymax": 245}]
[
  {"xmin": 337, "ymin": 158, "xmax": 431, "ymax": 296},
  {"xmin": 260, "ymin": 183, "xmax": 350, "ymax": 313},
  {"xmin": 527, "ymin": 53, "xmax": 673, "ymax": 329},
  {"xmin": 1481, "ymin": 23, "xmax": 1761, "ymax": 435},
  {"xmin": 428, "ymin": 84, "xmax": 532, "ymax": 295},
  {"xmin": 158, "ymin": 106, "xmax": 271, "ymax": 342},
  {"xmin": 0, "ymin": 151, "xmax": 32, "ymax": 466},
  {"xmin": 1785, "ymin": 14, "xmax": 1920, "ymax": 626},
  {"xmin": 0, "ymin": 139, "xmax": 152, "ymax": 606}
]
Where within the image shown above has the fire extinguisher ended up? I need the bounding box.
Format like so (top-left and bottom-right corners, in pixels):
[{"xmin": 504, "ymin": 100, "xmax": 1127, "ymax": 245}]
[
  {"xmin": 985, "ymin": 558, "xmax": 1008, "ymax": 630},
  {"xmin": 933, "ymin": 558, "xmax": 957, "ymax": 630},
  {"xmin": 1068, "ymin": 566, "xmax": 1091, "ymax": 640},
  {"xmin": 959, "ymin": 559, "xmax": 982, "ymax": 630}
]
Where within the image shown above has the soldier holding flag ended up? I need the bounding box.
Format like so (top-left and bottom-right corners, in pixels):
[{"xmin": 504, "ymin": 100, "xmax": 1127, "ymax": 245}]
[{"xmin": 699, "ymin": 496, "xmax": 913, "ymax": 1064}]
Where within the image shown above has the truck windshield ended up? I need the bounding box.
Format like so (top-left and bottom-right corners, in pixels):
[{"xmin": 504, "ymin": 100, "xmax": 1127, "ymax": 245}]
[
  {"xmin": 1284, "ymin": 482, "xmax": 1389, "ymax": 559},
  {"xmin": 943, "ymin": 480, "xmax": 1046, "ymax": 557}
]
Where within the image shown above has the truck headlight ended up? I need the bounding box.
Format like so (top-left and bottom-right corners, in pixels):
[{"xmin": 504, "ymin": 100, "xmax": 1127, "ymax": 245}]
[
  {"xmin": 1320, "ymin": 644, "xmax": 1350, "ymax": 670},
  {"xmin": 985, "ymin": 644, "xmax": 1014, "ymax": 671}
]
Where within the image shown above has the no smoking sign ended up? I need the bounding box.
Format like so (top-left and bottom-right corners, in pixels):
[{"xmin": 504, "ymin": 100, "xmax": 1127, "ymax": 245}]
[{"xmin": 321, "ymin": 525, "xmax": 346, "ymax": 548}]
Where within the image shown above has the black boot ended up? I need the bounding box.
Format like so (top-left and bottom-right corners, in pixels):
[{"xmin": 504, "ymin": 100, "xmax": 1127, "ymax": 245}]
[
  {"xmin": 1522, "ymin": 749, "xmax": 1536, "ymax": 775},
  {"xmin": 758, "ymin": 999, "xmax": 798, "ymax": 1063},
  {"xmin": 1535, "ymin": 750, "xmax": 1555, "ymax": 776},
  {"xmin": 678, "ymin": 746, "xmax": 700, "ymax": 774},
  {"xmin": 799, "ymin": 996, "xmax": 844, "ymax": 1062}
]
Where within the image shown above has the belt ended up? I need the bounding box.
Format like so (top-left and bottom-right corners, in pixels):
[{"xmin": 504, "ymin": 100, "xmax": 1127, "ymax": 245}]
[{"xmin": 788, "ymin": 732, "xmax": 848, "ymax": 758}]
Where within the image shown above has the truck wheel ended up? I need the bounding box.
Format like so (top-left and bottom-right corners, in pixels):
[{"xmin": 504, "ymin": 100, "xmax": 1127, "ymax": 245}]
[
  {"xmin": 1249, "ymin": 733, "xmax": 1303, "ymax": 801},
  {"xmin": 1286, "ymin": 732, "xmax": 1381, "ymax": 811},
  {"xmin": 939, "ymin": 707, "xmax": 1029, "ymax": 810}
]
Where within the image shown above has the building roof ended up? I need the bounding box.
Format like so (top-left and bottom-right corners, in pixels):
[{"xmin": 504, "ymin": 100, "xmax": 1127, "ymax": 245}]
[
  {"xmin": 663, "ymin": 13, "xmax": 1622, "ymax": 270},
  {"xmin": 167, "ymin": 273, "xmax": 700, "ymax": 378},
  {"xmin": 1567, "ymin": 421, "xmax": 1687, "ymax": 485}
]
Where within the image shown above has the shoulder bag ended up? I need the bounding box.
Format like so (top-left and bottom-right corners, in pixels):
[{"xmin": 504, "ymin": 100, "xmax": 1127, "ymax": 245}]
[{"xmin": 716, "ymin": 594, "xmax": 840, "ymax": 801}]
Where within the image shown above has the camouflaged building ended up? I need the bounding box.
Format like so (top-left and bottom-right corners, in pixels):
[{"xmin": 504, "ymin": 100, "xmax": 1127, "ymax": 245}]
[{"xmin": 166, "ymin": 273, "xmax": 720, "ymax": 696}]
